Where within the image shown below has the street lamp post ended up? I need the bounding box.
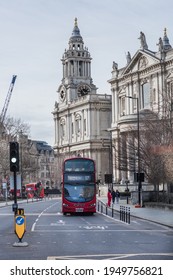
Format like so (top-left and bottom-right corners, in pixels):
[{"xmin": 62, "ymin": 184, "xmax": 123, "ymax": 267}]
[
  {"xmin": 102, "ymin": 129, "xmax": 113, "ymax": 191},
  {"xmin": 126, "ymin": 96, "xmax": 141, "ymax": 206},
  {"xmin": 109, "ymin": 130, "xmax": 114, "ymax": 191}
]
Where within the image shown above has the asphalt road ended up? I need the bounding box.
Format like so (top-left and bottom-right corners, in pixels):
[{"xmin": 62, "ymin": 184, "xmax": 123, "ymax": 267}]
[{"xmin": 0, "ymin": 197, "xmax": 173, "ymax": 260}]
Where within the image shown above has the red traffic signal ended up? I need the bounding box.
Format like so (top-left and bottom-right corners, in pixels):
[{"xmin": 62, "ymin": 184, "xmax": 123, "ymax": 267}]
[{"xmin": 9, "ymin": 142, "xmax": 19, "ymax": 172}]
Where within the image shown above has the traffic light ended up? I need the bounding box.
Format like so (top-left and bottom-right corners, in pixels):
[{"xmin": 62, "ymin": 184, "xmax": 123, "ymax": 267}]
[
  {"xmin": 9, "ymin": 142, "xmax": 19, "ymax": 172},
  {"xmin": 104, "ymin": 174, "xmax": 112, "ymax": 184},
  {"xmin": 134, "ymin": 172, "xmax": 144, "ymax": 182}
]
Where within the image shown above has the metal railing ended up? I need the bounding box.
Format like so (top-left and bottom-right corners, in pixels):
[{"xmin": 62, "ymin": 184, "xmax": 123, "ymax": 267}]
[{"xmin": 97, "ymin": 200, "xmax": 130, "ymax": 224}]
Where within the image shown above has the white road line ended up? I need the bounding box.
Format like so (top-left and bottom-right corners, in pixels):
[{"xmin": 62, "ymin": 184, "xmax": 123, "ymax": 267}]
[
  {"xmin": 47, "ymin": 252, "xmax": 173, "ymax": 260},
  {"xmin": 80, "ymin": 217, "xmax": 91, "ymax": 225},
  {"xmin": 105, "ymin": 252, "xmax": 173, "ymax": 260},
  {"xmin": 0, "ymin": 214, "xmax": 14, "ymax": 216},
  {"xmin": 31, "ymin": 201, "xmax": 60, "ymax": 232},
  {"xmin": 31, "ymin": 222, "xmax": 36, "ymax": 232},
  {"xmin": 19, "ymin": 213, "xmax": 62, "ymax": 216},
  {"xmin": 32, "ymin": 229, "xmax": 171, "ymax": 232}
]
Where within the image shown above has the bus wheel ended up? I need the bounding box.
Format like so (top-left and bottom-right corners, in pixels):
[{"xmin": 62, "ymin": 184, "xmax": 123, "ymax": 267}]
[{"xmin": 63, "ymin": 212, "xmax": 67, "ymax": 215}]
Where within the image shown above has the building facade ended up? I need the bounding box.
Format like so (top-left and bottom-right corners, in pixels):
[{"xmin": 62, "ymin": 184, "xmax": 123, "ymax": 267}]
[
  {"xmin": 32, "ymin": 141, "xmax": 55, "ymax": 187},
  {"xmin": 53, "ymin": 19, "xmax": 112, "ymax": 183},
  {"xmin": 19, "ymin": 135, "xmax": 56, "ymax": 188},
  {"xmin": 0, "ymin": 130, "xmax": 57, "ymax": 197},
  {"xmin": 108, "ymin": 29, "xmax": 173, "ymax": 185}
]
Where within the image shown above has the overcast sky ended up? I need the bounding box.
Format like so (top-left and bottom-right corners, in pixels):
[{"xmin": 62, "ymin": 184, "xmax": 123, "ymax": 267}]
[{"xmin": 0, "ymin": 0, "xmax": 173, "ymax": 145}]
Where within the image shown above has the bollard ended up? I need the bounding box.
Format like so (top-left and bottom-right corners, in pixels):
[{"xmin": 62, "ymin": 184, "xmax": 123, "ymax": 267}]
[
  {"xmin": 120, "ymin": 205, "xmax": 130, "ymax": 224},
  {"xmin": 123, "ymin": 206, "xmax": 125, "ymax": 222},
  {"xmin": 106, "ymin": 205, "xmax": 108, "ymax": 215},
  {"xmin": 128, "ymin": 207, "xmax": 130, "ymax": 224},
  {"xmin": 126, "ymin": 207, "xmax": 128, "ymax": 223},
  {"xmin": 120, "ymin": 206, "xmax": 122, "ymax": 221},
  {"xmin": 121, "ymin": 206, "xmax": 123, "ymax": 221}
]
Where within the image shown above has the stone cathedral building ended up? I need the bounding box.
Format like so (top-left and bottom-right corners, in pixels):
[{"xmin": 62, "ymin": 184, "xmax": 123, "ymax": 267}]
[
  {"xmin": 53, "ymin": 18, "xmax": 173, "ymax": 190},
  {"xmin": 53, "ymin": 19, "xmax": 112, "ymax": 183},
  {"xmin": 108, "ymin": 29, "xmax": 173, "ymax": 185}
]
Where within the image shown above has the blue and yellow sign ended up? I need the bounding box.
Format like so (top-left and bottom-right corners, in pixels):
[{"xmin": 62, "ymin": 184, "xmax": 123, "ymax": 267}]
[{"xmin": 15, "ymin": 215, "xmax": 26, "ymax": 241}]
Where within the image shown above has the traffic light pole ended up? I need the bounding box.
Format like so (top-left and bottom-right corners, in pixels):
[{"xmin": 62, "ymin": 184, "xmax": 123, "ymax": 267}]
[
  {"xmin": 13, "ymin": 170, "xmax": 18, "ymax": 214},
  {"xmin": 9, "ymin": 141, "xmax": 19, "ymax": 214}
]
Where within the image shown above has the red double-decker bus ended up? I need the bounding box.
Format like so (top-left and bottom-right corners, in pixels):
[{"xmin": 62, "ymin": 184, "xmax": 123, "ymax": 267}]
[{"xmin": 62, "ymin": 157, "xmax": 96, "ymax": 215}]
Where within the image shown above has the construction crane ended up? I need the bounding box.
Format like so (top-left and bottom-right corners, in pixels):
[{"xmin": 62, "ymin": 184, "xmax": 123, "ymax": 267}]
[{"xmin": 0, "ymin": 75, "xmax": 17, "ymax": 124}]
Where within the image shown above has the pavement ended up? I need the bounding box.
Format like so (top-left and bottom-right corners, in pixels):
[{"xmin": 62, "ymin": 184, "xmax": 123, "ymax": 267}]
[
  {"xmin": 98, "ymin": 196, "xmax": 173, "ymax": 228},
  {"xmin": 0, "ymin": 197, "xmax": 42, "ymax": 209}
]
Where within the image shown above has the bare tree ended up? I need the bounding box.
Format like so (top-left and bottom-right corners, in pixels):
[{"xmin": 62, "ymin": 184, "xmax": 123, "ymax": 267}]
[
  {"xmin": 0, "ymin": 117, "xmax": 30, "ymax": 187},
  {"xmin": 4, "ymin": 116, "xmax": 30, "ymax": 138}
]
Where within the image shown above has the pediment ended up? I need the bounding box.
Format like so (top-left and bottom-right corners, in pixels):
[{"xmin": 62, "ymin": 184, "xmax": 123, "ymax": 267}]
[{"xmin": 122, "ymin": 50, "xmax": 160, "ymax": 75}]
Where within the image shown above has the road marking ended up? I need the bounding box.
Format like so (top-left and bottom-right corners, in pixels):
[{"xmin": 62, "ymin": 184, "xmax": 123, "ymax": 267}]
[
  {"xmin": 32, "ymin": 228, "xmax": 171, "ymax": 233},
  {"xmin": 0, "ymin": 214, "xmax": 14, "ymax": 216},
  {"xmin": 31, "ymin": 202, "xmax": 60, "ymax": 232},
  {"xmin": 105, "ymin": 252, "xmax": 173, "ymax": 260},
  {"xmin": 47, "ymin": 252, "xmax": 173, "ymax": 260},
  {"xmin": 80, "ymin": 217, "xmax": 91, "ymax": 225},
  {"xmin": 31, "ymin": 222, "xmax": 36, "ymax": 232},
  {"xmin": 50, "ymin": 220, "xmax": 65, "ymax": 226},
  {"xmin": 79, "ymin": 225, "xmax": 107, "ymax": 230},
  {"xmin": 97, "ymin": 212, "xmax": 125, "ymax": 223}
]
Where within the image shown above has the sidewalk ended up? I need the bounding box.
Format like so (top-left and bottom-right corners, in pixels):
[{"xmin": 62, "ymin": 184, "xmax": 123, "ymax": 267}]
[
  {"xmin": 0, "ymin": 197, "xmax": 42, "ymax": 208},
  {"xmin": 98, "ymin": 196, "xmax": 173, "ymax": 228}
]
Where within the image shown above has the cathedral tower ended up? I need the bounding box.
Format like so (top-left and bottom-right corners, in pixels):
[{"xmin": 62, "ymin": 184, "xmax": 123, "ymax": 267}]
[
  {"xmin": 58, "ymin": 18, "xmax": 97, "ymax": 104},
  {"xmin": 53, "ymin": 19, "xmax": 112, "ymax": 184}
]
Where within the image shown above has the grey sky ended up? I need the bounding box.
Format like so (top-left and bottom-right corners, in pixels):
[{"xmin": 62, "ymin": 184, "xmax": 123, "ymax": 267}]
[{"xmin": 0, "ymin": 0, "xmax": 173, "ymax": 145}]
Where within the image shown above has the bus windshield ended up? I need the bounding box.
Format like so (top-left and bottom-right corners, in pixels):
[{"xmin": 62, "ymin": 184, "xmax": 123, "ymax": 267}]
[{"xmin": 64, "ymin": 184, "xmax": 95, "ymax": 202}]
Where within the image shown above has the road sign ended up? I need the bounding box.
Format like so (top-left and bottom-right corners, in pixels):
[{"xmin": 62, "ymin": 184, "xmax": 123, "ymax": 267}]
[
  {"xmin": 134, "ymin": 172, "xmax": 144, "ymax": 182},
  {"xmin": 14, "ymin": 214, "xmax": 26, "ymax": 241}
]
